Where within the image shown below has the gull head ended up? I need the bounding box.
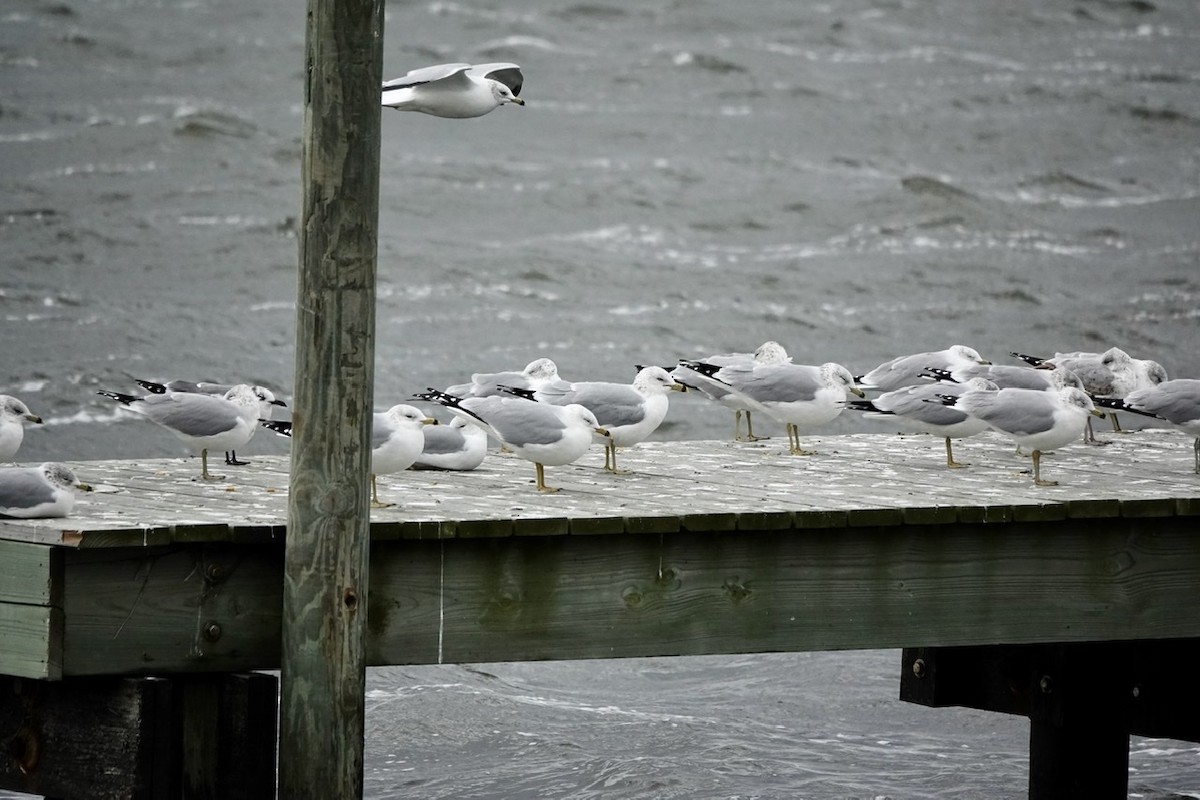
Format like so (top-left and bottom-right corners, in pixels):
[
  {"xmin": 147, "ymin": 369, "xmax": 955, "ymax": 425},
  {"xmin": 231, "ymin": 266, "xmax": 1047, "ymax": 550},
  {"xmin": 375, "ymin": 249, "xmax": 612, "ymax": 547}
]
[{"xmin": 491, "ymin": 81, "xmax": 524, "ymax": 107}]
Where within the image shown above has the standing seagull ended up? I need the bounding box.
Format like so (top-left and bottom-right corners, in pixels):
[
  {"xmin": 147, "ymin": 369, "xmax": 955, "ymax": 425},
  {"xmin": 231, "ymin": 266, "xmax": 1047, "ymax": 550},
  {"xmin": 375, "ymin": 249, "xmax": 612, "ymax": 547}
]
[
  {"xmin": 0, "ymin": 462, "xmax": 91, "ymax": 519},
  {"xmin": 510, "ymin": 366, "xmax": 684, "ymax": 474},
  {"xmin": 97, "ymin": 384, "xmax": 263, "ymax": 481},
  {"xmin": 413, "ymin": 389, "xmax": 608, "ymax": 493},
  {"xmin": 683, "ymin": 360, "xmax": 864, "ymax": 456},
  {"xmin": 847, "ymin": 378, "xmax": 996, "ymax": 468},
  {"xmin": 672, "ymin": 341, "xmax": 791, "ymax": 442},
  {"xmin": 940, "ymin": 386, "xmax": 1105, "ymax": 486},
  {"xmin": 382, "ymin": 62, "xmax": 524, "ymax": 118},
  {"xmin": 0, "ymin": 395, "xmax": 42, "ymax": 462},
  {"xmin": 135, "ymin": 379, "xmax": 287, "ymax": 464},
  {"xmin": 1095, "ymin": 379, "xmax": 1200, "ymax": 473}
]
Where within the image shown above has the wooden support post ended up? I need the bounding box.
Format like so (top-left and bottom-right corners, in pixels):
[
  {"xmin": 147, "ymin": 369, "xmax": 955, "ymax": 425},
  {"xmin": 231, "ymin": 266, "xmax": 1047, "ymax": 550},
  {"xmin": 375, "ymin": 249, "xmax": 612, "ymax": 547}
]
[
  {"xmin": 280, "ymin": 0, "xmax": 384, "ymax": 796},
  {"xmin": 180, "ymin": 673, "xmax": 279, "ymax": 800},
  {"xmin": 901, "ymin": 640, "xmax": 1200, "ymax": 800}
]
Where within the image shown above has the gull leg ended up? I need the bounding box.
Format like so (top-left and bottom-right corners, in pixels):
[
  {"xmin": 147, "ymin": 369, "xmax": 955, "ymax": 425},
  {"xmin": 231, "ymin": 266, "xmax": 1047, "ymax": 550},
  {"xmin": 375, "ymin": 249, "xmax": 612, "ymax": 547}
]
[
  {"xmin": 200, "ymin": 449, "xmax": 225, "ymax": 481},
  {"xmin": 1083, "ymin": 416, "xmax": 1108, "ymax": 446},
  {"xmin": 225, "ymin": 450, "xmax": 250, "ymax": 466},
  {"xmin": 1032, "ymin": 450, "xmax": 1058, "ymax": 487},
  {"xmin": 1109, "ymin": 411, "xmax": 1129, "ymax": 434},
  {"xmin": 945, "ymin": 437, "xmax": 969, "ymax": 469},
  {"xmin": 733, "ymin": 410, "xmax": 744, "ymax": 442},
  {"xmin": 370, "ymin": 474, "xmax": 393, "ymax": 509},
  {"xmin": 744, "ymin": 411, "xmax": 768, "ymax": 442},
  {"xmin": 536, "ymin": 462, "xmax": 559, "ymax": 493},
  {"xmin": 604, "ymin": 439, "xmax": 631, "ymax": 475},
  {"xmin": 788, "ymin": 423, "xmax": 815, "ymax": 456}
]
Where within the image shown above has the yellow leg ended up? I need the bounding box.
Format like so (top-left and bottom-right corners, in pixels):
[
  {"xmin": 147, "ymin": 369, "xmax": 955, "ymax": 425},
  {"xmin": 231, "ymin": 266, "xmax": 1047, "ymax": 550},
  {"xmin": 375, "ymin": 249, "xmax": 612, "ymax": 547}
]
[
  {"xmin": 200, "ymin": 449, "xmax": 224, "ymax": 481},
  {"xmin": 604, "ymin": 440, "xmax": 631, "ymax": 475},
  {"xmin": 1032, "ymin": 450, "xmax": 1058, "ymax": 487},
  {"xmin": 744, "ymin": 411, "xmax": 767, "ymax": 442},
  {"xmin": 536, "ymin": 463, "xmax": 559, "ymax": 493},
  {"xmin": 945, "ymin": 437, "xmax": 969, "ymax": 469},
  {"xmin": 788, "ymin": 423, "xmax": 815, "ymax": 456},
  {"xmin": 370, "ymin": 474, "xmax": 393, "ymax": 508}
]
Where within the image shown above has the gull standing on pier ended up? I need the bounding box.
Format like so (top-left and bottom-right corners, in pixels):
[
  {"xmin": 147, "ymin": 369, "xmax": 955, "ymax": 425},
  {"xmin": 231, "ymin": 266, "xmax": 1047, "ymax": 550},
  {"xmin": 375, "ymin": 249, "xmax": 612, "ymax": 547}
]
[
  {"xmin": 0, "ymin": 395, "xmax": 42, "ymax": 462},
  {"xmin": 0, "ymin": 462, "xmax": 92, "ymax": 518},
  {"xmin": 847, "ymin": 378, "xmax": 996, "ymax": 468},
  {"xmin": 98, "ymin": 384, "xmax": 263, "ymax": 481},
  {"xmin": 672, "ymin": 341, "xmax": 791, "ymax": 442},
  {"xmin": 1095, "ymin": 379, "xmax": 1200, "ymax": 473},
  {"xmin": 444, "ymin": 357, "xmax": 564, "ymax": 398},
  {"xmin": 509, "ymin": 366, "xmax": 684, "ymax": 474},
  {"xmin": 682, "ymin": 359, "xmax": 864, "ymax": 456},
  {"xmin": 938, "ymin": 386, "xmax": 1105, "ymax": 486},
  {"xmin": 413, "ymin": 389, "xmax": 608, "ymax": 493},
  {"xmin": 135, "ymin": 378, "xmax": 287, "ymax": 464},
  {"xmin": 382, "ymin": 62, "xmax": 524, "ymax": 118}
]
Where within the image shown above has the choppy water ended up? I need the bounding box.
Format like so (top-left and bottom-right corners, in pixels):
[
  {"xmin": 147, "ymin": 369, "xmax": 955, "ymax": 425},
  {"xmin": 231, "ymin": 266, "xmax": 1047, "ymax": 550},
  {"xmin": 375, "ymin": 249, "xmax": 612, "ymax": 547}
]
[{"xmin": 3, "ymin": 0, "xmax": 1200, "ymax": 796}]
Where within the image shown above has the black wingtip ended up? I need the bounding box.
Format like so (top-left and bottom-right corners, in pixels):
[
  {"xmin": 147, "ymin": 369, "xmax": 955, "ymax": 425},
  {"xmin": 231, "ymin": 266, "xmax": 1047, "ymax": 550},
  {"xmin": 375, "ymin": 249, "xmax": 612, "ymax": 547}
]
[
  {"xmin": 678, "ymin": 359, "xmax": 723, "ymax": 379},
  {"xmin": 1010, "ymin": 351, "xmax": 1046, "ymax": 367},
  {"xmin": 134, "ymin": 378, "xmax": 168, "ymax": 394},
  {"xmin": 919, "ymin": 367, "xmax": 958, "ymax": 382},
  {"xmin": 98, "ymin": 389, "xmax": 140, "ymax": 405},
  {"xmin": 845, "ymin": 399, "xmax": 880, "ymax": 413},
  {"xmin": 260, "ymin": 419, "xmax": 293, "ymax": 437},
  {"xmin": 496, "ymin": 384, "xmax": 538, "ymax": 400}
]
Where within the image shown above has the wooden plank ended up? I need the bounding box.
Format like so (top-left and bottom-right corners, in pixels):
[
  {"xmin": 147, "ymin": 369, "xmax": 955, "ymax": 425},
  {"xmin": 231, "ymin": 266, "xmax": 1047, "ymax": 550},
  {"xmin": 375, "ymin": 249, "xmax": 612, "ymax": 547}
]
[
  {"xmin": 0, "ymin": 538, "xmax": 60, "ymax": 605},
  {"xmin": 33, "ymin": 511, "xmax": 1200, "ymax": 676},
  {"xmin": 4, "ymin": 431, "xmax": 1200, "ymax": 549},
  {"xmin": 180, "ymin": 673, "xmax": 279, "ymax": 800},
  {"xmin": 61, "ymin": 545, "xmax": 282, "ymax": 677},
  {"xmin": 0, "ymin": 603, "xmax": 61, "ymax": 680}
]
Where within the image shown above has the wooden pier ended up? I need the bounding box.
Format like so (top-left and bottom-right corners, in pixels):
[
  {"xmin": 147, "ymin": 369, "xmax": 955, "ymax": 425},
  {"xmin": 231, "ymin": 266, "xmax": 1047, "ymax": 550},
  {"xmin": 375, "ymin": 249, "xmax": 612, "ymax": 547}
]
[{"xmin": 2, "ymin": 430, "xmax": 1200, "ymax": 797}]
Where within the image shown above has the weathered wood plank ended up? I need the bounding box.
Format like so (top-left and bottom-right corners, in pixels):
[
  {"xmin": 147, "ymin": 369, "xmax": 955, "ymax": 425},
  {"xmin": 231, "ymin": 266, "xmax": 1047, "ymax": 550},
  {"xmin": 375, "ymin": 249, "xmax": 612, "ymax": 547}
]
[
  {"xmin": 0, "ymin": 538, "xmax": 60, "ymax": 605},
  {"xmin": 4, "ymin": 431, "xmax": 1199, "ymax": 549},
  {"xmin": 47, "ymin": 512, "xmax": 1200, "ymax": 676},
  {"xmin": 0, "ymin": 603, "xmax": 62, "ymax": 679}
]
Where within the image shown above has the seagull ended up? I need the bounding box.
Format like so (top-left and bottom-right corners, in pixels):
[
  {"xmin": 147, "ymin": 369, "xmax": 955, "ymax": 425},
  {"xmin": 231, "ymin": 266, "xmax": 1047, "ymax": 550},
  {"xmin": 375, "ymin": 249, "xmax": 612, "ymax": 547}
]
[
  {"xmin": 1095, "ymin": 379, "xmax": 1200, "ymax": 473},
  {"xmin": 444, "ymin": 357, "xmax": 563, "ymax": 398},
  {"xmin": 382, "ymin": 62, "xmax": 524, "ymax": 118},
  {"xmin": 682, "ymin": 360, "xmax": 864, "ymax": 455},
  {"xmin": 413, "ymin": 416, "xmax": 488, "ymax": 472},
  {"xmin": 939, "ymin": 386, "xmax": 1105, "ymax": 486},
  {"xmin": 259, "ymin": 405, "xmax": 438, "ymax": 507},
  {"xmin": 1010, "ymin": 347, "xmax": 1164, "ymax": 439},
  {"xmin": 0, "ymin": 395, "xmax": 42, "ymax": 462},
  {"xmin": 847, "ymin": 377, "xmax": 996, "ymax": 468},
  {"xmin": 0, "ymin": 462, "xmax": 92, "ymax": 519},
  {"xmin": 134, "ymin": 379, "xmax": 287, "ymax": 464},
  {"xmin": 413, "ymin": 388, "xmax": 608, "ymax": 493},
  {"xmin": 672, "ymin": 341, "xmax": 791, "ymax": 442},
  {"xmin": 98, "ymin": 384, "xmax": 263, "ymax": 481},
  {"xmin": 857, "ymin": 345, "xmax": 991, "ymax": 393},
  {"xmin": 920, "ymin": 364, "xmax": 1084, "ymax": 393},
  {"xmin": 506, "ymin": 365, "xmax": 684, "ymax": 474}
]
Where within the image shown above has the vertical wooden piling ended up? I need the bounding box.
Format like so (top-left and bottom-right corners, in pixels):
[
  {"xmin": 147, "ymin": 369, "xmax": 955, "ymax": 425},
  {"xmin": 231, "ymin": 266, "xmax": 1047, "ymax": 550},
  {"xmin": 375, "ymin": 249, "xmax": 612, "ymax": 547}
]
[{"xmin": 280, "ymin": 0, "xmax": 384, "ymax": 796}]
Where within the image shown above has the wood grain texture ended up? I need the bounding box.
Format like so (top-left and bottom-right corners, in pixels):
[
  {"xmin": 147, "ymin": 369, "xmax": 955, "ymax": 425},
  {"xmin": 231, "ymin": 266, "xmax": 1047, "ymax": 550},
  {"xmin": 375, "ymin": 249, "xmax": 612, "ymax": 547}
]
[{"xmin": 0, "ymin": 604, "xmax": 62, "ymax": 679}]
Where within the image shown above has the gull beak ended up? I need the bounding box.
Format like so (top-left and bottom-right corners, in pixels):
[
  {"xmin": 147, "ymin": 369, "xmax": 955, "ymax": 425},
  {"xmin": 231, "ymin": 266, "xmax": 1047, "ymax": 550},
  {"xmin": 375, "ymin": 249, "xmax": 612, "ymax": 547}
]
[
  {"xmin": 77, "ymin": 482, "xmax": 94, "ymax": 492},
  {"xmin": 511, "ymin": 97, "xmax": 525, "ymax": 106},
  {"xmin": 669, "ymin": 382, "xmax": 686, "ymax": 392},
  {"xmin": 25, "ymin": 413, "xmax": 43, "ymax": 424},
  {"xmin": 978, "ymin": 359, "xmax": 992, "ymax": 365},
  {"xmin": 595, "ymin": 426, "xmax": 611, "ymax": 438},
  {"xmin": 1091, "ymin": 409, "xmax": 1107, "ymax": 419},
  {"xmin": 270, "ymin": 399, "xmax": 288, "ymax": 407},
  {"xmin": 422, "ymin": 418, "xmax": 438, "ymax": 426},
  {"xmin": 849, "ymin": 386, "xmax": 866, "ymax": 398}
]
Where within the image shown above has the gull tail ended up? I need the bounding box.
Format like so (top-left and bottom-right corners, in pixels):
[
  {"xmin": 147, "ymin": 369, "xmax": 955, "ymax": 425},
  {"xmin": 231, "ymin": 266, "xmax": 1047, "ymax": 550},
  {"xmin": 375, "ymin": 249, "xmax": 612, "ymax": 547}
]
[
  {"xmin": 1010, "ymin": 351, "xmax": 1046, "ymax": 367},
  {"xmin": 260, "ymin": 419, "xmax": 293, "ymax": 437},
  {"xmin": 1093, "ymin": 397, "xmax": 1159, "ymax": 419},
  {"xmin": 97, "ymin": 390, "xmax": 141, "ymax": 406}
]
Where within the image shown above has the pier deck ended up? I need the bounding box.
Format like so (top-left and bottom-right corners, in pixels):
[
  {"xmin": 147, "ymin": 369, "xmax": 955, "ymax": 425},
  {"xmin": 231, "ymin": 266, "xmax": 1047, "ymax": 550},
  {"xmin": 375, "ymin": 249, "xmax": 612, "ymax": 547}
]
[{"xmin": 2, "ymin": 431, "xmax": 1199, "ymax": 797}]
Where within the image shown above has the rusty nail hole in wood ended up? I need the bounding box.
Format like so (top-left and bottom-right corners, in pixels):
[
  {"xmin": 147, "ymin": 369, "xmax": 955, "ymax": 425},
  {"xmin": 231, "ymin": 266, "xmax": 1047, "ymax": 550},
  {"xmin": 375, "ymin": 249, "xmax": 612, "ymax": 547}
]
[
  {"xmin": 343, "ymin": 588, "xmax": 359, "ymax": 610},
  {"xmin": 5, "ymin": 728, "xmax": 39, "ymax": 775}
]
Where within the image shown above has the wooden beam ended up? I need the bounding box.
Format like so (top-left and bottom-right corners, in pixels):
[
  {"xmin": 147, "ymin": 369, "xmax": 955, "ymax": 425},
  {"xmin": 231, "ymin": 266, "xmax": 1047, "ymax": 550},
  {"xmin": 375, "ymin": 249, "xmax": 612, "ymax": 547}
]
[
  {"xmin": 49, "ymin": 517, "xmax": 1200, "ymax": 675},
  {"xmin": 280, "ymin": 0, "xmax": 384, "ymax": 796}
]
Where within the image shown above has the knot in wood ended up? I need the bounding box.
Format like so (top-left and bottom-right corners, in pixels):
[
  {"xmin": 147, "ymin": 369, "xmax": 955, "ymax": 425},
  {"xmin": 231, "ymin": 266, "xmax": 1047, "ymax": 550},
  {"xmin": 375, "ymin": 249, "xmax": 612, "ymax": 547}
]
[
  {"xmin": 313, "ymin": 480, "xmax": 357, "ymax": 516},
  {"xmin": 621, "ymin": 585, "xmax": 643, "ymax": 608}
]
